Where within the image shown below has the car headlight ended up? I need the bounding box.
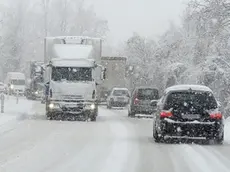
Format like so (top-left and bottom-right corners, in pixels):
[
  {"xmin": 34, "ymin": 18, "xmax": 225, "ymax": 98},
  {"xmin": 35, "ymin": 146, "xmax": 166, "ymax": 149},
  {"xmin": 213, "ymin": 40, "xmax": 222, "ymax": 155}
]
[{"xmin": 35, "ymin": 91, "xmax": 38, "ymax": 94}]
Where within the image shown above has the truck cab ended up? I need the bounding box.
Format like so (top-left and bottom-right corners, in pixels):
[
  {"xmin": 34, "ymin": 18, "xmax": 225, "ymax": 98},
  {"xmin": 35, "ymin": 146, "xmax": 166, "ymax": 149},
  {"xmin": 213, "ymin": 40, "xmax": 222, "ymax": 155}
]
[{"xmin": 43, "ymin": 36, "xmax": 106, "ymax": 121}]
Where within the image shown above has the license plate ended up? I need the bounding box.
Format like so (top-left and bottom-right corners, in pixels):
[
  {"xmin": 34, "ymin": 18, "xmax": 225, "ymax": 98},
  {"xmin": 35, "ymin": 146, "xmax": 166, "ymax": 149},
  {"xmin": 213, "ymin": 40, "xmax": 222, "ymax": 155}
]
[
  {"xmin": 65, "ymin": 104, "xmax": 76, "ymax": 108},
  {"xmin": 181, "ymin": 114, "xmax": 200, "ymax": 119}
]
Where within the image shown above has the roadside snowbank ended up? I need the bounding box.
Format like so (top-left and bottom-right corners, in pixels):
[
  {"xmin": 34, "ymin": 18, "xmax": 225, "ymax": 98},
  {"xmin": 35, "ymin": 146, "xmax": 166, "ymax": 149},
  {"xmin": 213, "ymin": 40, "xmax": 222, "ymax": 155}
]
[
  {"xmin": 0, "ymin": 96, "xmax": 34, "ymax": 126},
  {"xmin": 224, "ymin": 117, "xmax": 230, "ymax": 143}
]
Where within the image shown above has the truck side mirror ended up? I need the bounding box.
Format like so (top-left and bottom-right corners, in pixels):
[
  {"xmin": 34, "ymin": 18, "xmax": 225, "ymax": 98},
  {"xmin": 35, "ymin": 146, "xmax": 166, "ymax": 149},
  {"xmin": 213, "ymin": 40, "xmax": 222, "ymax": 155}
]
[{"xmin": 102, "ymin": 68, "xmax": 106, "ymax": 80}]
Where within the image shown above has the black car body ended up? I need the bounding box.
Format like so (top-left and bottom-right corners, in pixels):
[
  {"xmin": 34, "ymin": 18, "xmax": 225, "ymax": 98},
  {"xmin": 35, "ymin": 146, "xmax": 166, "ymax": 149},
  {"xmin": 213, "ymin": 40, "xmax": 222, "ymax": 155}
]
[
  {"xmin": 128, "ymin": 87, "xmax": 159, "ymax": 117},
  {"xmin": 152, "ymin": 84, "xmax": 224, "ymax": 143}
]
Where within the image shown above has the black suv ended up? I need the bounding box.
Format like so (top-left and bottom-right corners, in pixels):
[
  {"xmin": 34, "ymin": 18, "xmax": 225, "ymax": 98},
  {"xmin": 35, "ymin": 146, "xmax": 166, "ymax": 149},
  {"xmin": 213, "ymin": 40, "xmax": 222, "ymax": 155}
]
[
  {"xmin": 128, "ymin": 87, "xmax": 159, "ymax": 117},
  {"xmin": 152, "ymin": 84, "xmax": 224, "ymax": 144}
]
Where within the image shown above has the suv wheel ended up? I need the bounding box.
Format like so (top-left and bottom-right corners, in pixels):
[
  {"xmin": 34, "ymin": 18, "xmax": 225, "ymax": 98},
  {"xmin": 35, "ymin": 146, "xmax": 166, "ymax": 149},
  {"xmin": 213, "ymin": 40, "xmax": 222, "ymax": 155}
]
[
  {"xmin": 128, "ymin": 109, "xmax": 135, "ymax": 117},
  {"xmin": 216, "ymin": 132, "xmax": 224, "ymax": 144},
  {"xmin": 107, "ymin": 103, "xmax": 112, "ymax": 109},
  {"xmin": 153, "ymin": 124, "xmax": 163, "ymax": 143}
]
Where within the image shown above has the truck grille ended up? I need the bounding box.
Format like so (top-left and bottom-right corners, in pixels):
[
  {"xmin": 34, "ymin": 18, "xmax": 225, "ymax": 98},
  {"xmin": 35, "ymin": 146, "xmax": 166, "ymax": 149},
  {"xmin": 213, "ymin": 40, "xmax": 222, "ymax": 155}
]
[
  {"xmin": 61, "ymin": 104, "xmax": 84, "ymax": 112},
  {"xmin": 62, "ymin": 107, "xmax": 83, "ymax": 112}
]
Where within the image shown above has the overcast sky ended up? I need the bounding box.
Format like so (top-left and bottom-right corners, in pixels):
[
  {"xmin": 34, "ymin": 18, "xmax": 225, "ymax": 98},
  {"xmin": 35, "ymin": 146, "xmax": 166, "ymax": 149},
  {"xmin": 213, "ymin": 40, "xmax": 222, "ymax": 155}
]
[{"xmin": 88, "ymin": 0, "xmax": 188, "ymax": 46}]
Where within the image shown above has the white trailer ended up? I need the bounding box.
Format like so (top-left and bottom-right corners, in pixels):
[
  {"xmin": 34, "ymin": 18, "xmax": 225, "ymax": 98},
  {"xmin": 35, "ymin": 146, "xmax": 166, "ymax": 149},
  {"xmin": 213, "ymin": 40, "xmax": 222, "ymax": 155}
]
[
  {"xmin": 43, "ymin": 36, "xmax": 105, "ymax": 121},
  {"xmin": 100, "ymin": 56, "xmax": 127, "ymax": 101}
]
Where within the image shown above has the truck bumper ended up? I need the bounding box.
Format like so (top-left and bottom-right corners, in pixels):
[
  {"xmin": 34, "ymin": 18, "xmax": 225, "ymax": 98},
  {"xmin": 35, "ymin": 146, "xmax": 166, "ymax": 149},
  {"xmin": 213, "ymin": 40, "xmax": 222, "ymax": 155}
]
[{"xmin": 46, "ymin": 100, "xmax": 98, "ymax": 120}]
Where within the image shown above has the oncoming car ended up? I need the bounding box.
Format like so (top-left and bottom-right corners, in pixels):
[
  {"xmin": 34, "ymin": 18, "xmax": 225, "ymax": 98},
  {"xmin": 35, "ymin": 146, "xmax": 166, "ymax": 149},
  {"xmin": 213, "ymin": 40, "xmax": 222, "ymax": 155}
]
[
  {"xmin": 106, "ymin": 88, "xmax": 130, "ymax": 108},
  {"xmin": 152, "ymin": 84, "xmax": 224, "ymax": 144}
]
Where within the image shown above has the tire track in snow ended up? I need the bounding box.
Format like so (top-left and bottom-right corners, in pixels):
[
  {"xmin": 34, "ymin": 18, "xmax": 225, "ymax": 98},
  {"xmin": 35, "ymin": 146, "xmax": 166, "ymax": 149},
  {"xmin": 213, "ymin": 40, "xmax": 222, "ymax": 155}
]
[
  {"xmin": 195, "ymin": 145, "xmax": 230, "ymax": 172},
  {"xmin": 45, "ymin": 122, "xmax": 114, "ymax": 172},
  {"xmin": 180, "ymin": 144, "xmax": 229, "ymax": 172},
  {"xmin": 42, "ymin": 138, "xmax": 112, "ymax": 172},
  {"xmin": 179, "ymin": 144, "xmax": 214, "ymax": 172},
  {"xmin": 168, "ymin": 145, "xmax": 192, "ymax": 172},
  {"xmin": 205, "ymin": 145, "xmax": 230, "ymax": 168},
  {"xmin": 99, "ymin": 107, "xmax": 139, "ymax": 172}
]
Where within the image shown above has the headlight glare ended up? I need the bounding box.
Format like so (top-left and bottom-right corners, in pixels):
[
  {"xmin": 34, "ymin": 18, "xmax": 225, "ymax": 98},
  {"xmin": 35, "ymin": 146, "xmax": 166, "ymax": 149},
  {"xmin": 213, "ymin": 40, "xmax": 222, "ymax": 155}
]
[
  {"xmin": 90, "ymin": 104, "xmax": 95, "ymax": 110},
  {"xmin": 49, "ymin": 103, "xmax": 54, "ymax": 109}
]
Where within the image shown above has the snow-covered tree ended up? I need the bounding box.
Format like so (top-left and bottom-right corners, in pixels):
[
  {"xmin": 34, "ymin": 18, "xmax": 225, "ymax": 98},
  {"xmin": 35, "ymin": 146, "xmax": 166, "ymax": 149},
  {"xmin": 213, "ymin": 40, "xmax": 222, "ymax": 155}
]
[
  {"xmin": 125, "ymin": 33, "xmax": 158, "ymax": 87},
  {"xmin": 0, "ymin": 0, "xmax": 109, "ymax": 79},
  {"xmin": 124, "ymin": 0, "xmax": 230, "ymax": 116}
]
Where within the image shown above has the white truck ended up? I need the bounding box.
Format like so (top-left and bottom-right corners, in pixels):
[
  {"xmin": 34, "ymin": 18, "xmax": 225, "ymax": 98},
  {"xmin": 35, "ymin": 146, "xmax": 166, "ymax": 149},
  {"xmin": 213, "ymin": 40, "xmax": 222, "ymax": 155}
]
[
  {"xmin": 5, "ymin": 72, "xmax": 26, "ymax": 95},
  {"xmin": 43, "ymin": 36, "xmax": 105, "ymax": 121}
]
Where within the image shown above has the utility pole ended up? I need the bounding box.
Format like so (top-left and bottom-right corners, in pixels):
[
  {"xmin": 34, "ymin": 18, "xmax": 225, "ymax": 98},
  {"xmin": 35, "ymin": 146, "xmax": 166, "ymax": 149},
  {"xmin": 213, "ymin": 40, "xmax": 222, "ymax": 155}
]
[{"xmin": 43, "ymin": 0, "xmax": 50, "ymax": 37}]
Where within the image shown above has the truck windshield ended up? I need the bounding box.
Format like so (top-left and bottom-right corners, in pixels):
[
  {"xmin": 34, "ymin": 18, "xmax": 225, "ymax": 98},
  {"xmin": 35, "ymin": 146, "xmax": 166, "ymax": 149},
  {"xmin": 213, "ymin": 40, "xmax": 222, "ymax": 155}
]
[
  {"xmin": 51, "ymin": 67, "xmax": 92, "ymax": 81},
  {"xmin": 11, "ymin": 80, "xmax": 25, "ymax": 85}
]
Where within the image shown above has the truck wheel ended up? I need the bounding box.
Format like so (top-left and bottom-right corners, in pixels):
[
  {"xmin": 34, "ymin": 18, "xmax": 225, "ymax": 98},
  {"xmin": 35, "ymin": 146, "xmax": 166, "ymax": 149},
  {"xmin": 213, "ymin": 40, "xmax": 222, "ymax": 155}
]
[
  {"xmin": 46, "ymin": 113, "xmax": 53, "ymax": 120},
  {"xmin": 216, "ymin": 132, "xmax": 224, "ymax": 144},
  {"xmin": 90, "ymin": 116, "xmax": 97, "ymax": 121},
  {"xmin": 90, "ymin": 109, "xmax": 98, "ymax": 121},
  {"xmin": 46, "ymin": 112, "xmax": 55, "ymax": 120}
]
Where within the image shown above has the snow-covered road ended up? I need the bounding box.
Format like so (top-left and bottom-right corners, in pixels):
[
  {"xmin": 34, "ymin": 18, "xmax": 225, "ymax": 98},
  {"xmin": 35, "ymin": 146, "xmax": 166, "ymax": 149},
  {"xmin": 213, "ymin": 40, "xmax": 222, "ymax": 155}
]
[{"xmin": 1, "ymin": 98, "xmax": 230, "ymax": 172}]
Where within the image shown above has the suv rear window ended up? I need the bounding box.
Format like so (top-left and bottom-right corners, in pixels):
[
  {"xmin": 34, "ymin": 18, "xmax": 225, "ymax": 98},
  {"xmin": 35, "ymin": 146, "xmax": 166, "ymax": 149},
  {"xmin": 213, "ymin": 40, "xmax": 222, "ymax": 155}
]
[
  {"xmin": 137, "ymin": 88, "xmax": 159, "ymax": 100},
  {"xmin": 164, "ymin": 91, "xmax": 217, "ymax": 111},
  {"xmin": 113, "ymin": 90, "xmax": 129, "ymax": 96}
]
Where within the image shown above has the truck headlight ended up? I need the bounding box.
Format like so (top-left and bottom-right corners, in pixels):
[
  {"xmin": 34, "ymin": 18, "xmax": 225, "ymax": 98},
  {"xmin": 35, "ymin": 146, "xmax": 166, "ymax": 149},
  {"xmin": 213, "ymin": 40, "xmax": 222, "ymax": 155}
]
[
  {"xmin": 90, "ymin": 104, "xmax": 95, "ymax": 110},
  {"xmin": 49, "ymin": 103, "xmax": 59, "ymax": 109},
  {"xmin": 85, "ymin": 103, "xmax": 96, "ymax": 110},
  {"xmin": 49, "ymin": 103, "xmax": 54, "ymax": 108}
]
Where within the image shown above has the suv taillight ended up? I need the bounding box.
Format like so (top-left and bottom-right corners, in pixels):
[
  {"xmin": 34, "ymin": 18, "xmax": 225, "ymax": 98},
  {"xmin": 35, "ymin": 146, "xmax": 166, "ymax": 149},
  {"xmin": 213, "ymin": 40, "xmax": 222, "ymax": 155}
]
[
  {"xmin": 210, "ymin": 113, "xmax": 222, "ymax": 119},
  {"xmin": 134, "ymin": 98, "xmax": 139, "ymax": 105},
  {"xmin": 160, "ymin": 111, "xmax": 173, "ymax": 118}
]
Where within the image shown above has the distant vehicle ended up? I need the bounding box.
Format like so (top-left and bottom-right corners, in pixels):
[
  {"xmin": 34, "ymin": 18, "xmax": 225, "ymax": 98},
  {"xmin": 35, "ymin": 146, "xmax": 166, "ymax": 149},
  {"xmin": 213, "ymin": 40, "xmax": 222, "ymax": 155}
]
[
  {"xmin": 0, "ymin": 82, "xmax": 5, "ymax": 93},
  {"xmin": 128, "ymin": 87, "xmax": 159, "ymax": 117},
  {"xmin": 152, "ymin": 84, "xmax": 224, "ymax": 144},
  {"xmin": 25, "ymin": 61, "xmax": 44, "ymax": 100},
  {"xmin": 106, "ymin": 88, "xmax": 130, "ymax": 108},
  {"xmin": 5, "ymin": 72, "xmax": 26, "ymax": 96}
]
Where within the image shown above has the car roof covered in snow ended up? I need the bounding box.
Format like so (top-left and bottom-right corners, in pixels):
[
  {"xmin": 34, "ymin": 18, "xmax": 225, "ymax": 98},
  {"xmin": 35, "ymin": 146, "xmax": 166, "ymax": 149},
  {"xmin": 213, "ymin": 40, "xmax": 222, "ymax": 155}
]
[
  {"xmin": 135, "ymin": 86, "xmax": 158, "ymax": 90},
  {"xmin": 112, "ymin": 87, "xmax": 129, "ymax": 91},
  {"xmin": 7, "ymin": 72, "xmax": 25, "ymax": 79},
  {"xmin": 165, "ymin": 84, "xmax": 213, "ymax": 94}
]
